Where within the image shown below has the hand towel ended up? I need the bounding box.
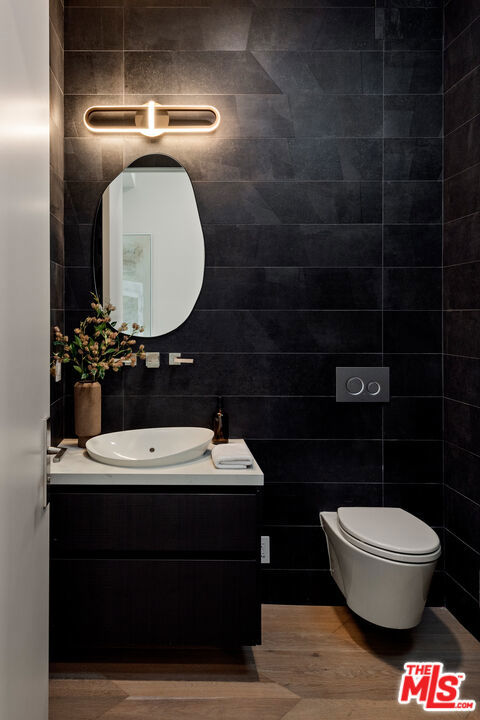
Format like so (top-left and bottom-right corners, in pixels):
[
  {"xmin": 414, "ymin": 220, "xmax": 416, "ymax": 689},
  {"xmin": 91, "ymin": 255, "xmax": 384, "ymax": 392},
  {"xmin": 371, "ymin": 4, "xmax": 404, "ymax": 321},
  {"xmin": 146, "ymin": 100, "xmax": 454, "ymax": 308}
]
[{"xmin": 211, "ymin": 443, "xmax": 253, "ymax": 469}]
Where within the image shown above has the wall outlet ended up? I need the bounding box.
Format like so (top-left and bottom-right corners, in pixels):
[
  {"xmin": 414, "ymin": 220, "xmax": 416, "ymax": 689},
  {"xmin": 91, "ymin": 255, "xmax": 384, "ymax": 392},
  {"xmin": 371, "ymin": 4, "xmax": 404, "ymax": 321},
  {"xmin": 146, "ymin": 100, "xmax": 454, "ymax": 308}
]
[
  {"xmin": 55, "ymin": 359, "xmax": 62, "ymax": 383},
  {"xmin": 261, "ymin": 535, "xmax": 270, "ymax": 564}
]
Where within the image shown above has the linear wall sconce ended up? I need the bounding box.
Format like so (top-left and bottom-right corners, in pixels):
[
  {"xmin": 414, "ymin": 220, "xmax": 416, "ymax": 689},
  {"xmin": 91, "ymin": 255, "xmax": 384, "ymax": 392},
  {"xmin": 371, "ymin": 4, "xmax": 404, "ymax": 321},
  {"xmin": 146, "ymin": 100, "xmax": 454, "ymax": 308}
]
[{"xmin": 83, "ymin": 100, "xmax": 221, "ymax": 138}]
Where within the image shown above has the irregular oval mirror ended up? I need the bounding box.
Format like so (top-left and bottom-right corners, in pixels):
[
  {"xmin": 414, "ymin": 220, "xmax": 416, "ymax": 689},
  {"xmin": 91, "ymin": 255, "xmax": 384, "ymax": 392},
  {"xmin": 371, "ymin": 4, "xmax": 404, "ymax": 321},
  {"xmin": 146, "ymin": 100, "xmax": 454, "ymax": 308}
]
[{"xmin": 94, "ymin": 154, "xmax": 204, "ymax": 337}]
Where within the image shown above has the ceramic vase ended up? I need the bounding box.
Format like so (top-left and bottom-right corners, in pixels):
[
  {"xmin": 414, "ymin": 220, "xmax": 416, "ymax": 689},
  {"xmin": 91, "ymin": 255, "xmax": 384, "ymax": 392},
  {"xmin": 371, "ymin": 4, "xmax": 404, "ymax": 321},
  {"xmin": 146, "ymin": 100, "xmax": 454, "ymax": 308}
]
[{"xmin": 74, "ymin": 381, "xmax": 101, "ymax": 448}]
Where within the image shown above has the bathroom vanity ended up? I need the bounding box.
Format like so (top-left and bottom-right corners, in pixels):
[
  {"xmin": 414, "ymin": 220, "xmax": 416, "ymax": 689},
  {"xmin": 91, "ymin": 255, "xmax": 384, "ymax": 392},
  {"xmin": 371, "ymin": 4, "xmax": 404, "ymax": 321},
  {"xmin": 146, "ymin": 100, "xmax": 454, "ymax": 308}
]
[{"xmin": 48, "ymin": 440, "xmax": 263, "ymax": 659}]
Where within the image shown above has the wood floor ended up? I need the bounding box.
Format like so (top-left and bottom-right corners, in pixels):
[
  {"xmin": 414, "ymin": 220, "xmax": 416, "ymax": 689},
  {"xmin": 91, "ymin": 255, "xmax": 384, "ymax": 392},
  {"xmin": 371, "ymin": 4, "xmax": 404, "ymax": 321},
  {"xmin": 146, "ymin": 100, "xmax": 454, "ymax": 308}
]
[{"xmin": 49, "ymin": 605, "xmax": 480, "ymax": 719}]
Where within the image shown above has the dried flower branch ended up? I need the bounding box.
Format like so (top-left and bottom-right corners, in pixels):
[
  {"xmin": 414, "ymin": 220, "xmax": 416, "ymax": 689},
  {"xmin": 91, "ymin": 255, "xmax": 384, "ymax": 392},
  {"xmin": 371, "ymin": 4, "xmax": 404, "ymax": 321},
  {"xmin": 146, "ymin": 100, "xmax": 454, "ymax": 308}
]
[{"xmin": 51, "ymin": 293, "xmax": 146, "ymax": 382}]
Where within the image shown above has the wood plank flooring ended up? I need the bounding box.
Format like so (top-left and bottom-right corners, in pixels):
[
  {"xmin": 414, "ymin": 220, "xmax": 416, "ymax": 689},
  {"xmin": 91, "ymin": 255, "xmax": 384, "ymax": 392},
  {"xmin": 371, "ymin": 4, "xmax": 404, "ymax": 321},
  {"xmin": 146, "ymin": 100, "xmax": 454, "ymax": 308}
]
[{"xmin": 50, "ymin": 605, "xmax": 480, "ymax": 719}]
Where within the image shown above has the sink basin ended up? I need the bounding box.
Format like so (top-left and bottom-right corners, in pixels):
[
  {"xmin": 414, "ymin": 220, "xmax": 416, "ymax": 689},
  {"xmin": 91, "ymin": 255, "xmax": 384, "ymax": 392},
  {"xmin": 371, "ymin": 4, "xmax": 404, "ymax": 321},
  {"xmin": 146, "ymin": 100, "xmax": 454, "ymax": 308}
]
[{"xmin": 86, "ymin": 427, "xmax": 214, "ymax": 467}]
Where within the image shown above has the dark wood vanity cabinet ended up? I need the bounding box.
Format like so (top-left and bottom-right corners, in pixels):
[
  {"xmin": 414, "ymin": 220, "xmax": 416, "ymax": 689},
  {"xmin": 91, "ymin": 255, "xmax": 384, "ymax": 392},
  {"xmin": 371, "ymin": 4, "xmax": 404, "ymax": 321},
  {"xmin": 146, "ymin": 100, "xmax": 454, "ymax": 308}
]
[{"xmin": 49, "ymin": 486, "xmax": 262, "ymax": 659}]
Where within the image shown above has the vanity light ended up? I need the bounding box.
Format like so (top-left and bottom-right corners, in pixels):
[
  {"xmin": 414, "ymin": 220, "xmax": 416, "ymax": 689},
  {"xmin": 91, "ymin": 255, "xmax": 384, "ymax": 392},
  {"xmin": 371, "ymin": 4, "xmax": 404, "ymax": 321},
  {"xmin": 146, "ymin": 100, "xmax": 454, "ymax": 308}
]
[{"xmin": 83, "ymin": 100, "xmax": 221, "ymax": 137}]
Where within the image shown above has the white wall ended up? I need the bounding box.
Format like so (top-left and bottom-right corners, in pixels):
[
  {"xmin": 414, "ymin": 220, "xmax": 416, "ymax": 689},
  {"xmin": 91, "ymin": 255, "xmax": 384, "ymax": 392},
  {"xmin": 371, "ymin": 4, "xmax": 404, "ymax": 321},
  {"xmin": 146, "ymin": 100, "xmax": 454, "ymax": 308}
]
[{"xmin": 0, "ymin": 1, "xmax": 50, "ymax": 718}]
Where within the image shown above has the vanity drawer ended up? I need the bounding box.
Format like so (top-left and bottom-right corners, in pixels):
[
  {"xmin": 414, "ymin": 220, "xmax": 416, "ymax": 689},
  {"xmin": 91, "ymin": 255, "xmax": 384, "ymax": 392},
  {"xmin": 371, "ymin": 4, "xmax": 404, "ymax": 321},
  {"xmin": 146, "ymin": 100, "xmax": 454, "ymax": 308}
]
[
  {"xmin": 50, "ymin": 558, "xmax": 261, "ymax": 652},
  {"xmin": 50, "ymin": 491, "xmax": 259, "ymax": 554}
]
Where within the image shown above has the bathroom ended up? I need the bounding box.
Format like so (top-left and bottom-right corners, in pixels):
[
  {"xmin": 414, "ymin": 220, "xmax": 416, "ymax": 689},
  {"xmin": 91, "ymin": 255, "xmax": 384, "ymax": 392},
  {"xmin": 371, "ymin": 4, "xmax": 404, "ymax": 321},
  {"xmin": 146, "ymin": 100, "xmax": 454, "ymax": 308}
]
[{"xmin": 1, "ymin": 0, "xmax": 479, "ymax": 717}]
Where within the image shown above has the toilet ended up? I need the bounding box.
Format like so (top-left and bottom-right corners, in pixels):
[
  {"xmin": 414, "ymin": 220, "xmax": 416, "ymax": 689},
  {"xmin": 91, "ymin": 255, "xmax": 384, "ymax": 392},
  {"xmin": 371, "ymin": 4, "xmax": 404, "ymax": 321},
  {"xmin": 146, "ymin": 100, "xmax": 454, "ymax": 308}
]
[{"xmin": 320, "ymin": 507, "xmax": 441, "ymax": 630}]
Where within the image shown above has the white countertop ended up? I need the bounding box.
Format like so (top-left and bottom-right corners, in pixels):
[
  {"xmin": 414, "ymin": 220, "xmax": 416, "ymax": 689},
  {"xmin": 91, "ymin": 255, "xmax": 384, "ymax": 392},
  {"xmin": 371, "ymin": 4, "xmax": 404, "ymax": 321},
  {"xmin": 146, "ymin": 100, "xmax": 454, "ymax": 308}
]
[{"xmin": 49, "ymin": 439, "xmax": 264, "ymax": 486}]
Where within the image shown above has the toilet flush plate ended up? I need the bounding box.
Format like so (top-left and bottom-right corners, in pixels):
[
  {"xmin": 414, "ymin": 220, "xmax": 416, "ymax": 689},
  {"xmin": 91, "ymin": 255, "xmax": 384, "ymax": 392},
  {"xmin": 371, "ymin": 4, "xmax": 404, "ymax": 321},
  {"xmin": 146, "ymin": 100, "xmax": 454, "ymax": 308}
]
[{"xmin": 336, "ymin": 367, "xmax": 390, "ymax": 403}]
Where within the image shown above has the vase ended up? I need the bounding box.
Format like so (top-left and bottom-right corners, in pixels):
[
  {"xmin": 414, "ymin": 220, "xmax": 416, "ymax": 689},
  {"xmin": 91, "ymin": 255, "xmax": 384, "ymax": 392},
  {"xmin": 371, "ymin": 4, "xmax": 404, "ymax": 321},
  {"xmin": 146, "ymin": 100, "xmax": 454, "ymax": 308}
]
[{"xmin": 74, "ymin": 381, "xmax": 101, "ymax": 448}]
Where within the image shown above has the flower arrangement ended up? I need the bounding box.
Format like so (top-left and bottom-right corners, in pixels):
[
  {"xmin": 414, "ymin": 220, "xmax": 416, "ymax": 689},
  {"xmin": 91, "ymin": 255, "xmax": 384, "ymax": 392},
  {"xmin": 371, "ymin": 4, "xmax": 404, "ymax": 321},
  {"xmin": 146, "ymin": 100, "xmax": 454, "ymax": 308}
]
[{"xmin": 51, "ymin": 294, "xmax": 146, "ymax": 382}]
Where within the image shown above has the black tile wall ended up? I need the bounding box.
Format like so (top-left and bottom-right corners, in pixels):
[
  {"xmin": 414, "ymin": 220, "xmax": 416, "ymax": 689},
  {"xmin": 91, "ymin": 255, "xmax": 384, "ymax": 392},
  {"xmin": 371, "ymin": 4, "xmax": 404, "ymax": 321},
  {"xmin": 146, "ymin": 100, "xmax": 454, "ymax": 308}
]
[
  {"xmin": 50, "ymin": 0, "xmax": 65, "ymax": 446},
  {"xmin": 444, "ymin": 0, "xmax": 480, "ymax": 639},
  {"xmin": 60, "ymin": 1, "xmax": 443, "ymax": 605}
]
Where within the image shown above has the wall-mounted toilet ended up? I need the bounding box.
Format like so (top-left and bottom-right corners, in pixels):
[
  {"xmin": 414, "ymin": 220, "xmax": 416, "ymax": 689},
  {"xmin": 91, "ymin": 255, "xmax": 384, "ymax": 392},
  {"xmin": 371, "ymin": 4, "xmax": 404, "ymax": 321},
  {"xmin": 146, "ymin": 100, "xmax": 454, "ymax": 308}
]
[{"xmin": 320, "ymin": 507, "xmax": 441, "ymax": 630}]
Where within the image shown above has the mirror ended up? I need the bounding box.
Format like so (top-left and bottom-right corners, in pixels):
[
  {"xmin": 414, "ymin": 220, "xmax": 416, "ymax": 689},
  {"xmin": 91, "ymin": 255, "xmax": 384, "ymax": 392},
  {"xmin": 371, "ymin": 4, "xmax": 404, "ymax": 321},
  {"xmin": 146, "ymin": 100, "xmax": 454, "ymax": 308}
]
[{"xmin": 94, "ymin": 154, "xmax": 204, "ymax": 338}]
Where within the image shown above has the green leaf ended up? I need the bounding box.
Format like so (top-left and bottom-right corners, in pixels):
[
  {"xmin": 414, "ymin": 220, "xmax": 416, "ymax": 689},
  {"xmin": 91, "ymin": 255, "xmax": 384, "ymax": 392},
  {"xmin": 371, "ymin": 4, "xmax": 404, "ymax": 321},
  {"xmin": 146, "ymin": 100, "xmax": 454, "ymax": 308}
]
[{"xmin": 73, "ymin": 365, "xmax": 83, "ymax": 374}]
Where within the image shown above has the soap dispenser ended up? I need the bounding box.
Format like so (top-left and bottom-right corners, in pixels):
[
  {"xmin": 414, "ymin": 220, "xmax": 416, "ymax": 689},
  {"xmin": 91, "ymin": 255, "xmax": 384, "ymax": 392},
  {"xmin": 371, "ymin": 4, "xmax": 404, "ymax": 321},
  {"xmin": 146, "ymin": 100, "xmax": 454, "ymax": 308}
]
[{"xmin": 212, "ymin": 396, "xmax": 229, "ymax": 444}]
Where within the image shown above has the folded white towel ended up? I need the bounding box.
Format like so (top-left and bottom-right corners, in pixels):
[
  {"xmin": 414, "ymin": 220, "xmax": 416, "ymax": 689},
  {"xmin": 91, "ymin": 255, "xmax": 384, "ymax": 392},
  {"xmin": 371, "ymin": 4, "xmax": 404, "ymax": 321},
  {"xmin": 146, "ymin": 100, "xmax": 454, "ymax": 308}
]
[{"xmin": 211, "ymin": 443, "xmax": 253, "ymax": 469}]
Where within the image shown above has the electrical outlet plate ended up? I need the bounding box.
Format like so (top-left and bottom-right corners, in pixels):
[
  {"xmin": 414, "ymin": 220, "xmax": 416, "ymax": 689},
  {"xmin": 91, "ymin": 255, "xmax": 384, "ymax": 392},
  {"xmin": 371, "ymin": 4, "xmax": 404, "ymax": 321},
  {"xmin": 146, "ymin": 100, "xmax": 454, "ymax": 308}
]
[{"xmin": 261, "ymin": 536, "xmax": 270, "ymax": 564}]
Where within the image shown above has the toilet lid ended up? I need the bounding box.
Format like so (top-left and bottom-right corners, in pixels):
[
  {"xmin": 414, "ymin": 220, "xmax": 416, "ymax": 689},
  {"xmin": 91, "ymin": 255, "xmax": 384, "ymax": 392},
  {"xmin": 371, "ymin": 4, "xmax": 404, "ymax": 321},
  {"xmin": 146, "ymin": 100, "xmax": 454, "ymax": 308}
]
[{"xmin": 337, "ymin": 507, "xmax": 440, "ymax": 556}]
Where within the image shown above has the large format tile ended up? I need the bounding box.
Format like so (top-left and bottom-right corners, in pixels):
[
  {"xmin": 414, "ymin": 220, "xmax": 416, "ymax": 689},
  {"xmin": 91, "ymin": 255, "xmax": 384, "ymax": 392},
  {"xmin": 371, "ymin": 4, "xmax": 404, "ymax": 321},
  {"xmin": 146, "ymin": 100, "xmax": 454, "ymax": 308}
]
[
  {"xmin": 444, "ymin": 531, "xmax": 480, "ymax": 601},
  {"xmin": 445, "ymin": 442, "xmax": 480, "ymax": 507},
  {"xmin": 194, "ymin": 181, "xmax": 382, "ymax": 224},
  {"xmin": 384, "ymin": 138, "xmax": 442, "ymax": 181},
  {"xmin": 123, "ymin": 396, "xmax": 383, "ymax": 439},
  {"xmin": 252, "ymin": 51, "xmax": 382, "ymax": 94},
  {"xmin": 445, "ymin": 311, "xmax": 480, "ymax": 358},
  {"xmin": 444, "ymin": 212, "xmax": 480, "ymax": 266},
  {"xmin": 290, "ymin": 94, "xmax": 382, "ymax": 138},
  {"xmin": 124, "ymin": 52, "xmax": 281, "ymax": 94},
  {"xmin": 445, "ymin": 487, "xmax": 480, "ymax": 555},
  {"xmin": 386, "ymin": 353, "xmax": 442, "ymax": 396},
  {"xmin": 384, "ymin": 181, "xmax": 441, "ymax": 223},
  {"xmin": 445, "ymin": 15, "xmax": 480, "ymax": 91},
  {"xmin": 150, "ymin": 138, "xmax": 293, "ymax": 181},
  {"xmin": 384, "ymin": 52, "xmax": 442, "ymax": 94},
  {"xmin": 67, "ymin": 308, "xmax": 382, "ymax": 353},
  {"xmin": 383, "ymin": 311, "xmax": 441, "ymax": 353},
  {"xmin": 445, "ymin": 166, "xmax": 480, "ymax": 224},
  {"xmin": 444, "ymin": 0, "xmax": 480, "ymax": 47},
  {"xmin": 263, "ymin": 526, "xmax": 330, "ymax": 570},
  {"xmin": 50, "ymin": 0, "xmax": 64, "ymax": 46},
  {"xmin": 198, "ymin": 267, "xmax": 382, "ymax": 310},
  {"xmin": 383, "ymin": 224, "xmax": 441, "ymax": 266},
  {"xmin": 65, "ymin": 7, "xmax": 123, "ymax": 50},
  {"xmin": 261, "ymin": 570, "xmax": 345, "ymax": 605},
  {"xmin": 125, "ymin": 8, "xmax": 252, "ymax": 51},
  {"xmin": 445, "ymin": 114, "xmax": 480, "ymax": 180},
  {"xmin": 445, "ymin": 263, "xmax": 480, "ymax": 311},
  {"xmin": 263, "ymin": 483, "xmax": 382, "ymax": 525},
  {"xmin": 204, "ymin": 224, "xmax": 382, "ymax": 268},
  {"xmin": 247, "ymin": 8, "xmax": 380, "ymax": 51},
  {"xmin": 64, "ymin": 51, "xmax": 123, "ymax": 94},
  {"xmin": 384, "ymin": 7, "xmax": 442, "ymax": 51},
  {"xmin": 290, "ymin": 139, "xmax": 382, "ymax": 181},
  {"xmin": 384, "ymin": 440, "xmax": 442, "ymax": 484},
  {"xmin": 445, "ymin": 575, "xmax": 480, "ymax": 645},
  {"xmin": 65, "ymin": 181, "xmax": 107, "ymax": 226},
  {"xmin": 247, "ymin": 439, "xmax": 382, "ymax": 484},
  {"xmin": 383, "ymin": 267, "xmax": 441, "ymax": 309},
  {"xmin": 444, "ymin": 399, "xmax": 480, "ymax": 459},
  {"xmin": 50, "ymin": 19, "xmax": 64, "ymax": 91},
  {"xmin": 384, "ymin": 94, "xmax": 442, "ymax": 138},
  {"xmin": 384, "ymin": 397, "xmax": 443, "ymax": 440},
  {"xmin": 65, "ymin": 138, "xmax": 124, "ymax": 182},
  {"xmin": 65, "ymin": 224, "xmax": 93, "ymax": 268},
  {"xmin": 445, "ymin": 66, "xmax": 480, "ymax": 135}
]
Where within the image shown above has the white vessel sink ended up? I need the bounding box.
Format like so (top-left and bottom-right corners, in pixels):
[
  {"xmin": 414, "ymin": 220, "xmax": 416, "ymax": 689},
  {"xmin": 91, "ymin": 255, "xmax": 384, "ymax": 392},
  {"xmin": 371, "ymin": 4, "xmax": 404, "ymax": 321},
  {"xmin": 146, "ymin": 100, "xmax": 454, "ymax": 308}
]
[{"xmin": 86, "ymin": 427, "xmax": 214, "ymax": 468}]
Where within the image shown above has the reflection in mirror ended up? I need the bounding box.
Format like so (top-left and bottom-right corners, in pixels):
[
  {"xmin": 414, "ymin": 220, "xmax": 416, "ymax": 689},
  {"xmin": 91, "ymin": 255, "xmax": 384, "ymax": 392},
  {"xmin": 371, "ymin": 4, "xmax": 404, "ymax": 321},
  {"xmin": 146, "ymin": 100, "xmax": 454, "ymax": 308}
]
[{"xmin": 94, "ymin": 155, "xmax": 204, "ymax": 338}]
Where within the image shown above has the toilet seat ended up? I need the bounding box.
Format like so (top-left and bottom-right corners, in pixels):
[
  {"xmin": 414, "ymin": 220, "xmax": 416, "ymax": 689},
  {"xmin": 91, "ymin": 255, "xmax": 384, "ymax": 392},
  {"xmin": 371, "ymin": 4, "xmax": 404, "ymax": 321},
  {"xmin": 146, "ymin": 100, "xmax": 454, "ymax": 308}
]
[{"xmin": 337, "ymin": 507, "xmax": 441, "ymax": 564}]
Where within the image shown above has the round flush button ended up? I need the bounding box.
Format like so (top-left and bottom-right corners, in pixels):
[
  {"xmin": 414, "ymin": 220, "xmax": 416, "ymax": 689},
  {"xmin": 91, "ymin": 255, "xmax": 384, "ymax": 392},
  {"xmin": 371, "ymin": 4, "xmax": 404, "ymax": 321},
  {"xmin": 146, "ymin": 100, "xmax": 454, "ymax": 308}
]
[
  {"xmin": 367, "ymin": 381, "xmax": 381, "ymax": 396},
  {"xmin": 346, "ymin": 377, "xmax": 364, "ymax": 395}
]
